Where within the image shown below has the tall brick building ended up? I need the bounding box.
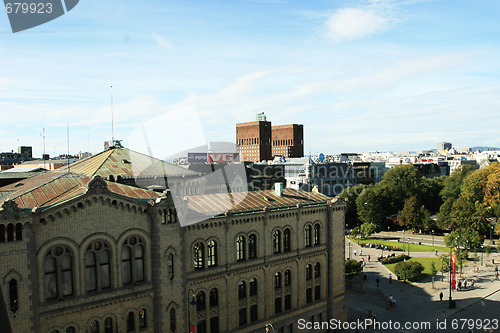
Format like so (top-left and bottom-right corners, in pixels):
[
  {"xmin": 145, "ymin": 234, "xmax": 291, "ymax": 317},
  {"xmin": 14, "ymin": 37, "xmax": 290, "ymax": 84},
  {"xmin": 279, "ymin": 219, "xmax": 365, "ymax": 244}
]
[
  {"xmin": 0, "ymin": 145, "xmax": 347, "ymax": 333},
  {"xmin": 236, "ymin": 114, "xmax": 304, "ymax": 162}
]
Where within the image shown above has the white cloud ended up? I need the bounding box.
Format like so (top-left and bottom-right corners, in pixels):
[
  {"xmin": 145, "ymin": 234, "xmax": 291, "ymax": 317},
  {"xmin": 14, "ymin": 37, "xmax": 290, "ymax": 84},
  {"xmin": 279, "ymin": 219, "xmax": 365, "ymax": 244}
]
[
  {"xmin": 152, "ymin": 32, "xmax": 174, "ymax": 50},
  {"xmin": 324, "ymin": 6, "xmax": 393, "ymax": 42}
]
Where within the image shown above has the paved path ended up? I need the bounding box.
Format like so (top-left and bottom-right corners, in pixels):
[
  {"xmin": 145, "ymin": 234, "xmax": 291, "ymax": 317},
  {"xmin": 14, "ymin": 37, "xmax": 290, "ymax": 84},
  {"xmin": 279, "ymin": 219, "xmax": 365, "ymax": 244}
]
[{"xmin": 345, "ymin": 239, "xmax": 500, "ymax": 332}]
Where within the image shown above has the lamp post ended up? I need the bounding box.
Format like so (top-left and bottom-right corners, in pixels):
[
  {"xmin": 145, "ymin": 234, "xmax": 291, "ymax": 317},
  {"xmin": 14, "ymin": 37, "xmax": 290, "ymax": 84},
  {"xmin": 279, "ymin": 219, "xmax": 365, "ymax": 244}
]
[
  {"xmin": 266, "ymin": 323, "xmax": 276, "ymax": 333},
  {"xmin": 432, "ymin": 230, "xmax": 434, "ymax": 247},
  {"xmin": 491, "ymin": 226, "xmax": 494, "ymax": 246},
  {"xmin": 402, "ymin": 232, "xmax": 405, "ymax": 252},
  {"xmin": 404, "ymin": 259, "xmax": 407, "ymax": 282},
  {"xmin": 448, "ymin": 247, "xmax": 453, "ymax": 309},
  {"xmin": 188, "ymin": 290, "xmax": 197, "ymax": 333},
  {"xmin": 348, "ymin": 240, "xmax": 351, "ymax": 260},
  {"xmin": 387, "ymin": 226, "xmax": 390, "ymax": 239},
  {"xmin": 407, "ymin": 238, "xmax": 411, "ymax": 257},
  {"xmin": 481, "ymin": 245, "xmax": 484, "ymax": 266}
]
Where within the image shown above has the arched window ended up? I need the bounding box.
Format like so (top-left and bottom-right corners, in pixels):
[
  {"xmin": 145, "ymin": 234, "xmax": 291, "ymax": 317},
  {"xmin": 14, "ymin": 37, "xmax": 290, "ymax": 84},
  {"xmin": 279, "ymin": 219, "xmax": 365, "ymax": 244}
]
[
  {"xmin": 314, "ymin": 224, "xmax": 320, "ymax": 245},
  {"xmin": 274, "ymin": 272, "xmax": 282, "ymax": 289},
  {"xmin": 44, "ymin": 246, "xmax": 73, "ymax": 300},
  {"xmin": 122, "ymin": 236, "xmax": 145, "ymax": 285},
  {"xmin": 238, "ymin": 281, "xmax": 246, "ymax": 299},
  {"xmin": 85, "ymin": 241, "xmax": 111, "ymax": 292},
  {"xmin": 167, "ymin": 209, "xmax": 172, "ymax": 223},
  {"xmin": 209, "ymin": 288, "xmax": 218, "ymax": 307},
  {"xmin": 170, "ymin": 308, "xmax": 176, "ymax": 332},
  {"xmin": 9, "ymin": 278, "xmax": 18, "ymax": 313},
  {"xmin": 306, "ymin": 264, "xmax": 312, "ymax": 280},
  {"xmin": 194, "ymin": 242, "xmax": 205, "ymax": 270},
  {"xmin": 66, "ymin": 327, "xmax": 75, "ymax": 333},
  {"xmin": 207, "ymin": 240, "xmax": 217, "ymax": 267},
  {"xmin": 236, "ymin": 236, "xmax": 245, "ymax": 261},
  {"xmin": 168, "ymin": 253, "xmax": 174, "ymax": 279},
  {"xmin": 139, "ymin": 308, "xmax": 147, "ymax": 329},
  {"xmin": 304, "ymin": 225, "xmax": 312, "ymax": 247},
  {"xmin": 196, "ymin": 292, "xmax": 206, "ymax": 311},
  {"xmin": 104, "ymin": 317, "xmax": 113, "ymax": 333},
  {"xmin": 248, "ymin": 234, "xmax": 257, "ymax": 259},
  {"xmin": 15, "ymin": 223, "xmax": 22, "ymax": 241},
  {"xmin": 314, "ymin": 262, "xmax": 321, "ymax": 278},
  {"xmin": 283, "ymin": 228, "xmax": 291, "ymax": 252},
  {"xmin": 127, "ymin": 311, "xmax": 135, "ymax": 333},
  {"xmin": 89, "ymin": 320, "xmax": 99, "ymax": 333},
  {"xmin": 7, "ymin": 224, "xmax": 14, "ymax": 241},
  {"xmin": 0, "ymin": 224, "xmax": 5, "ymax": 242},
  {"xmin": 273, "ymin": 230, "xmax": 281, "ymax": 254},
  {"xmin": 284, "ymin": 270, "xmax": 291, "ymax": 286},
  {"xmin": 249, "ymin": 278, "xmax": 257, "ymax": 296}
]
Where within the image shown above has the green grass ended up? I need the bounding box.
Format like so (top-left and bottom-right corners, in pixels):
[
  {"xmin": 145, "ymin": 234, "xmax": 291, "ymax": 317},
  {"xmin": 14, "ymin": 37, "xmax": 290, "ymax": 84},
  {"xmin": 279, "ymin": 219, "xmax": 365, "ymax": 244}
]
[
  {"xmin": 347, "ymin": 237, "xmax": 447, "ymax": 252},
  {"xmin": 384, "ymin": 257, "xmax": 468, "ymax": 283}
]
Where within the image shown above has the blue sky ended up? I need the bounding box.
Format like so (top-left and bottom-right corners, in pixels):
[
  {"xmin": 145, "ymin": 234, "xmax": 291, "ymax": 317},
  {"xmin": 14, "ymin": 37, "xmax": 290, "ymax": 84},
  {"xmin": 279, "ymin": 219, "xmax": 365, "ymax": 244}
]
[{"xmin": 1, "ymin": 0, "xmax": 500, "ymax": 158}]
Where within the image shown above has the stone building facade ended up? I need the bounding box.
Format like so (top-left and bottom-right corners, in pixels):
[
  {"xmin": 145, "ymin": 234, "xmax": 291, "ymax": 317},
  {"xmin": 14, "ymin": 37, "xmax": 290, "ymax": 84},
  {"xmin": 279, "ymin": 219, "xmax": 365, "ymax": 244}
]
[{"xmin": 0, "ymin": 146, "xmax": 347, "ymax": 333}]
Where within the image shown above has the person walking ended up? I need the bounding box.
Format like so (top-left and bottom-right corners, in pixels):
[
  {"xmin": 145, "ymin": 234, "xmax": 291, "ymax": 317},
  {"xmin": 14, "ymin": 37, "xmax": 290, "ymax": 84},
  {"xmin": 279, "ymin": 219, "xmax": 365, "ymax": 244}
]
[
  {"xmin": 458, "ymin": 280, "xmax": 462, "ymax": 291},
  {"xmin": 376, "ymin": 277, "xmax": 380, "ymax": 287},
  {"xmin": 439, "ymin": 292, "xmax": 443, "ymax": 302},
  {"xmin": 389, "ymin": 273, "xmax": 392, "ymax": 284},
  {"xmin": 354, "ymin": 249, "xmax": 357, "ymax": 256},
  {"xmin": 368, "ymin": 255, "xmax": 371, "ymax": 262}
]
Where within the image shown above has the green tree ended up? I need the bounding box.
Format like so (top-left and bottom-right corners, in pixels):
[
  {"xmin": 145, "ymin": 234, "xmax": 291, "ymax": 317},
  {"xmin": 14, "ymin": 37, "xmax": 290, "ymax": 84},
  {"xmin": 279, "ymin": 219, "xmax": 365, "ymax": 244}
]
[
  {"xmin": 339, "ymin": 185, "xmax": 364, "ymax": 224},
  {"xmin": 397, "ymin": 196, "xmax": 431, "ymax": 231},
  {"xmin": 356, "ymin": 185, "xmax": 390, "ymax": 224},
  {"xmin": 360, "ymin": 222, "xmax": 380, "ymax": 238},
  {"xmin": 345, "ymin": 259, "xmax": 362, "ymax": 278},
  {"xmin": 394, "ymin": 261, "xmax": 424, "ymax": 282},
  {"xmin": 430, "ymin": 261, "xmax": 438, "ymax": 276}
]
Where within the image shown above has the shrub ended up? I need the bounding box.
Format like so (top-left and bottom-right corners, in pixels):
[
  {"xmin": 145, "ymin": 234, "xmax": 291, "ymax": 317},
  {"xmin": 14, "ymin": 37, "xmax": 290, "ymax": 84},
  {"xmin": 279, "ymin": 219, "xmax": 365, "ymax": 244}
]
[
  {"xmin": 394, "ymin": 261, "xmax": 424, "ymax": 282},
  {"xmin": 380, "ymin": 254, "xmax": 410, "ymax": 265},
  {"xmin": 345, "ymin": 259, "xmax": 362, "ymax": 279}
]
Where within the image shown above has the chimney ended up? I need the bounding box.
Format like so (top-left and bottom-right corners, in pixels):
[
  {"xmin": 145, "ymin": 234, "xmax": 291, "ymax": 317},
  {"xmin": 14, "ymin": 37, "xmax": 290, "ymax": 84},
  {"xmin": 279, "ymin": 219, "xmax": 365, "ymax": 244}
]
[{"xmin": 274, "ymin": 182, "xmax": 283, "ymax": 197}]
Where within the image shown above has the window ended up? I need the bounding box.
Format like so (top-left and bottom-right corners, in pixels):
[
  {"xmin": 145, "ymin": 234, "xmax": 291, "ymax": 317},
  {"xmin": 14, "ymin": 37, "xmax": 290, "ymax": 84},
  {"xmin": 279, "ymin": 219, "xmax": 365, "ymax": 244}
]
[
  {"xmin": 314, "ymin": 224, "xmax": 320, "ymax": 245},
  {"xmin": 248, "ymin": 234, "xmax": 257, "ymax": 259},
  {"xmin": 275, "ymin": 297, "xmax": 282, "ymax": 314},
  {"xmin": 239, "ymin": 308, "xmax": 247, "ymax": 326},
  {"xmin": 127, "ymin": 312, "xmax": 135, "ymax": 332},
  {"xmin": 44, "ymin": 246, "xmax": 73, "ymax": 300},
  {"xmin": 273, "ymin": 230, "xmax": 281, "ymax": 254},
  {"xmin": 197, "ymin": 320, "xmax": 207, "ymax": 333},
  {"xmin": 170, "ymin": 308, "xmax": 176, "ymax": 332},
  {"xmin": 306, "ymin": 288, "xmax": 313, "ymax": 303},
  {"xmin": 249, "ymin": 278, "xmax": 257, "ymax": 296},
  {"xmin": 210, "ymin": 316, "xmax": 219, "ymax": 333},
  {"xmin": 66, "ymin": 327, "xmax": 75, "ymax": 333},
  {"xmin": 250, "ymin": 305, "xmax": 258, "ymax": 322},
  {"xmin": 104, "ymin": 317, "xmax": 113, "ymax": 333},
  {"xmin": 306, "ymin": 264, "xmax": 312, "ymax": 280},
  {"xmin": 9, "ymin": 279, "xmax": 18, "ymax": 313},
  {"xmin": 196, "ymin": 291, "xmax": 206, "ymax": 311},
  {"xmin": 238, "ymin": 281, "xmax": 246, "ymax": 299},
  {"xmin": 314, "ymin": 262, "xmax": 321, "ymax": 278},
  {"xmin": 315, "ymin": 285, "xmax": 321, "ymax": 300},
  {"xmin": 139, "ymin": 308, "xmax": 147, "ymax": 329},
  {"xmin": 274, "ymin": 272, "xmax": 282, "ymax": 289},
  {"xmin": 284, "ymin": 270, "xmax": 291, "ymax": 286},
  {"xmin": 304, "ymin": 225, "xmax": 312, "ymax": 247},
  {"xmin": 90, "ymin": 321, "xmax": 99, "ymax": 333},
  {"xmin": 0, "ymin": 225, "xmax": 5, "ymax": 242},
  {"xmin": 194, "ymin": 242, "xmax": 205, "ymax": 270},
  {"xmin": 284, "ymin": 294, "xmax": 291, "ymax": 310},
  {"xmin": 168, "ymin": 253, "xmax": 174, "ymax": 280},
  {"xmin": 15, "ymin": 223, "xmax": 22, "ymax": 240},
  {"xmin": 236, "ymin": 236, "xmax": 245, "ymax": 261},
  {"xmin": 283, "ymin": 228, "xmax": 291, "ymax": 252},
  {"xmin": 7, "ymin": 224, "xmax": 14, "ymax": 241},
  {"xmin": 122, "ymin": 236, "xmax": 145, "ymax": 285},
  {"xmin": 207, "ymin": 240, "xmax": 217, "ymax": 267},
  {"xmin": 209, "ymin": 288, "xmax": 218, "ymax": 307},
  {"xmin": 85, "ymin": 241, "xmax": 111, "ymax": 292}
]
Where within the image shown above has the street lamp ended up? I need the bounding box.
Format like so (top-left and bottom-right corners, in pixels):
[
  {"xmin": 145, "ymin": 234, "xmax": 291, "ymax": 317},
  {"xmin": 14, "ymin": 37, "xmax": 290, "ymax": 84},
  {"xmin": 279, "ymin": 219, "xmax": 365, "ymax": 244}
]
[
  {"xmin": 448, "ymin": 247, "xmax": 453, "ymax": 309},
  {"xmin": 348, "ymin": 240, "xmax": 352, "ymax": 260},
  {"xmin": 491, "ymin": 226, "xmax": 494, "ymax": 246},
  {"xmin": 432, "ymin": 230, "xmax": 434, "ymax": 247},
  {"xmin": 407, "ymin": 238, "xmax": 411, "ymax": 256},
  {"xmin": 387, "ymin": 226, "xmax": 390, "ymax": 239},
  {"xmin": 402, "ymin": 232, "xmax": 405, "ymax": 252},
  {"xmin": 266, "ymin": 323, "xmax": 276, "ymax": 332},
  {"xmin": 188, "ymin": 290, "xmax": 197, "ymax": 333},
  {"xmin": 404, "ymin": 259, "xmax": 407, "ymax": 282}
]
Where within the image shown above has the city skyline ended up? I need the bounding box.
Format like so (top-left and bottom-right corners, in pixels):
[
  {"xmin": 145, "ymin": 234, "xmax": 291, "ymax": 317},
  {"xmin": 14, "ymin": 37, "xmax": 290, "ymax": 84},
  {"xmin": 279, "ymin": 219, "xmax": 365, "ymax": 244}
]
[{"xmin": 1, "ymin": 0, "xmax": 500, "ymax": 159}]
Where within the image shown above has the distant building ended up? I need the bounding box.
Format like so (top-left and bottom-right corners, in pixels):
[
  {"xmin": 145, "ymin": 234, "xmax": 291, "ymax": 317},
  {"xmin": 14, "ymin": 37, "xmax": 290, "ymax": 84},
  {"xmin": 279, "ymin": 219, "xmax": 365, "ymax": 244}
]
[
  {"xmin": 437, "ymin": 142, "xmax": 452, "ymax": 152},
  {"xmin": 0, "ymin": 146, "xmax": 33, "ymax": 165},
  {"xmin": 271, "ymin": 124, "xmax": 304, "ymax": 158}
]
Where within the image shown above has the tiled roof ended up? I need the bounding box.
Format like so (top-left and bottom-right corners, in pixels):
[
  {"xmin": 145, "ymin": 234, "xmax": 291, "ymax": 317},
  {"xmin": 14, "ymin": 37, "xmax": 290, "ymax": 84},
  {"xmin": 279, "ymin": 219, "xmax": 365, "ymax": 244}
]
[
  {"xmin": 187, "ymin": 188, "xmax": 330, "ymax": 216},
  {"xmin": 63, "ymin": 147, "xmax": 198, "ymax": 178},
  {"xmin": 0, "ymin": 171, "xmax": 160, "ymax": 210}
]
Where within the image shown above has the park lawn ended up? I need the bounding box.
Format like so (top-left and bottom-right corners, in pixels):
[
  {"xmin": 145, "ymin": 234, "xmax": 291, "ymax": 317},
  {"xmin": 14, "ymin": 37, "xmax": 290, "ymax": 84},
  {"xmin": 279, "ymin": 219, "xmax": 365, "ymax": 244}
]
[
  {"xmin": 384, "ymin": 257, "xmax": 469, "ymax": 282},
  {"xmin": 347, "ymin": 237, "xmax": 447, "ymax": 253}
]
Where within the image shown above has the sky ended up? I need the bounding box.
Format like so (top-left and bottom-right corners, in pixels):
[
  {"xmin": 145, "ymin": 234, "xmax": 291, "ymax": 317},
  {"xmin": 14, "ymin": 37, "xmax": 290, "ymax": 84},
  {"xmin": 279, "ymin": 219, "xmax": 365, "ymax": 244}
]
[{"xmin": 1, "ymin": 0, "xmax": 500, "ymax": 159}]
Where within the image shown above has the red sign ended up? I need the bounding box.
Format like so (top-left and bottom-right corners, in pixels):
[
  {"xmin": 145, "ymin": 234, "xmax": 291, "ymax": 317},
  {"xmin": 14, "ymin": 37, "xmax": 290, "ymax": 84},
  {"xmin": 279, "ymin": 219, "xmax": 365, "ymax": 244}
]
[
  {"xmin": 451, "ymin": 254, "xmax": 457, "ymax": 289},
  {"xmin": 190, "ymin": 324, "xmax": 195, "ymax": 333},
  {"xmin": 208, "ymin": 153, "xmax": 237, "ymax": 163}
]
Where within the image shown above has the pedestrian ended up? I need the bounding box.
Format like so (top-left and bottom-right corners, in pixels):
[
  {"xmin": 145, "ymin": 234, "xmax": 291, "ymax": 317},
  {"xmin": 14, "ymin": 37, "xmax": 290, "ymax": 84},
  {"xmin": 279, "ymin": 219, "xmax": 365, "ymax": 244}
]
[
  {"xmin": 496, "ymin": 271, "xmax": 499, "ymax": 280},
  {"xmin": 354, "ymin": 249, "xmax": 357, "ymax": 256},
  {"xmin": 470, "ymin": 280, "xmax": 475, "ymax": 289},
  {"xmin": 389, "ymin": 273, "xmax": 392, "ymax": 284},
  {"xmin": 439, "ymin": 292, "xmax": 443, "ymax": 302},
  {"xmin": 391, "ymin": 297, "xmax": 396, "ymax": 308},
  {"xmin": 435, "ymin": 250, "xmax": 438, "ymax": 256},
  {"xmin": 368, "ymin": 255, "xmax": 371, "ymax": 262},
  {"xmin": 360, "ymin": 249, "xmax": 363, "ymax": 256},
  {"xmin": 376, "ymin": 277, "xmax": 380, "ymax": 287},
  {"xmin": 464, "ymin": 280, "xmax": 467, "ymax": 289},
  {"xmin": 458, "ymin": 280, "xmax": 462, "ymax": 291}
]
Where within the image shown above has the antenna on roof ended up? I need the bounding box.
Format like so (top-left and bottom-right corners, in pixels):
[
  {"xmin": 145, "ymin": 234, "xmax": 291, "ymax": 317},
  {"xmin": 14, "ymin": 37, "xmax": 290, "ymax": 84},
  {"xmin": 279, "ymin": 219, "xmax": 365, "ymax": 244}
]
[
  {"xmin": 42, "ymin": 127, "xmax": 46, "ymax": 170},
  {"xmin": 67, "ymin": 123, "xmax": 70, "ymax": 174},
  {"xmin": 111, "ymin": 85, "xmax": 115, "ymax": 145}
]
